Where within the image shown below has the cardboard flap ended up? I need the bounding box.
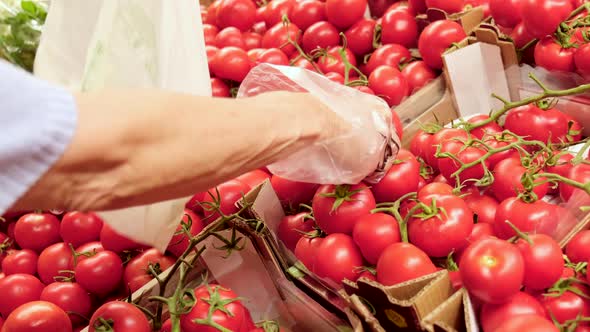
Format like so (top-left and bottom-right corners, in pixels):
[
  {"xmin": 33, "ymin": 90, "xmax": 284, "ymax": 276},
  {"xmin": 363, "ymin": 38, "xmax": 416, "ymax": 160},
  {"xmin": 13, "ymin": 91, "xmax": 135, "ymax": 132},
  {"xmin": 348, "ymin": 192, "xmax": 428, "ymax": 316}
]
[
  {"xmin": 421, "ymin": 288, "xmax": 479, "ymax": 332},
  {"xmin": 342, "ymin": 270, "xmax": 454, "ymax": 331},
  {"xmin": 396, "ymin": 77, "xmax": 447, "ymax": 129}
]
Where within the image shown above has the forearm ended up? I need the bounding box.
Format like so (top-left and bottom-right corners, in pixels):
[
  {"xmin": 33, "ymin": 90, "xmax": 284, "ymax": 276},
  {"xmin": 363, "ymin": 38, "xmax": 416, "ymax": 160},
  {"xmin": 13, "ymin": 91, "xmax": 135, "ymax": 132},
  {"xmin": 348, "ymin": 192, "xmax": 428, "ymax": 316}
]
[{"xmin": 12, "ymin": 90, "xmax": 329, "ymax": 211}]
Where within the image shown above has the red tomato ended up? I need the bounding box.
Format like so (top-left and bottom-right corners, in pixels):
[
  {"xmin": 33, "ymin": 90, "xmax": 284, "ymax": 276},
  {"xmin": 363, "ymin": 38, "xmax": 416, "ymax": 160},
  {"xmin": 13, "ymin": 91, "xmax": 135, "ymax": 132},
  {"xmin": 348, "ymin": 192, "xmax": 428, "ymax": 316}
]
[
  {"xmin": 455, "ymin": 222, "xmax": 495, "ymax": 263},
  {"xmin": 211, "ymin": 77, "xmax": 231, "ymax": 98},
  {"xmin": 352, "ymin": 213, "xmax": 401, "ymax": 265},
  {"xmin": 2, "ymin": 249, "xmax": 37, "ymax": 276},
  {"xmin": 203, "ymin": 24, "xmax": 219, "ymax": 46},
  {"xmin": 60, "ymin": 212, "xmax": 103, "ymax": 248},
  {"xmin": 459, "ymin": 237, "xmax": 524, "ymax": 304},
  {"xmin": 243, "ymin": 32, "xmax": 262, "ymax": 50},
  {"xmin": 418, "ymin": 182, "xmax": 455, "ymax": 201},
  {"xmin": 292, "ymin": 57, "xmax": 317, "ymax": 70},
  {"xmin": 278, "ymin": 212, "xmax": 316, "ymax": 251},
  {"xmin": 181, "ymin": 284, "xmax": 251, "ymax": 332},
  {"xmin": 160, "ymin": 319, "xmax": 172, "ymax": 332},
  {"xmin": 264, "ymin": 0, "xmax": 295, "ymax": 27},
  {"xmin": 490, "ymin": 157, "xmax": 548, "ymax": 202},
  {"xmin": 325, "ymin": 71, "xmax": 345, "ymax": 84},
  {"xmin": 355, "ymin": 86, "xmax": 376, "ymax": 95},
  {"xmin": 494, "ymin": 198, "xmax": 559, "ymax": 240},
  {"xmin": 480, "ymin": 292, "xmax": 546, "ymax": 332},
  {"xmin": 291, "ymin": 0, "xmax": 326, "ymax": 31},
  {"xmin": 541, "ymin": 291, "xmax": 590, "ymax": 325},
  {"xmin": 408, "ymin": 195, "xmax": 474, "ymax": 257},
  {"xmin": 409, "ymin": 0, "xmax": 427, "ymax": 13},
  {"xmin": 425, "ymin": 0, "xmax": 464, "ymax": 13},
  {"xmin": 40, "ymin": 282, "xmax": 92, "ymax": 327},
  {"xmin": 401, "ymin": 61, "xmax": 437, "ymax": 94},
  {"xmin": 294, "ymin": 236, "xmax": 324, "ymax": 271},
  {"xmin": 566, "ymin": 230, "xmax": 590, "ymax": 263},
  {"xmin": 205, "ymin": 1, "xmax": 220, "ymax": 25},
  {"xmin": 575, "ymin": 43, "xmax": 590, "ymax": 76},
  {"xmin": 376, "ymin": 242, "xmax": 437, "ymax": 286},
  {"xmin": 325, "ymin": 0, "xmax": 367, "ymax": 29},
  {"xmin": 211, "ymin": 47, "xmax": 251, "ymax": 82},
  {"xmin": 302, "ymin": 21, "xmax": 340, "ymax": 54},
  {"xmin": 185, "ymin": 190, "xmax": 205, "ymax": 215},
  {"xmin": 216, "ymin": 0, "xmax": 256, "ymax": 32},
  {"xmin": 463, "ymin": 189, "xmax": 498, "ymax": 224},
  {"xmin": 510, "ymin": 21, "xmax": 535, "ymax": 50},
  {"xmin": 313, "ymin": 234, "xmax": 364, "ymax": 284},
  {"xmin": 216, "ymin": 27, "xmax": 246, "ymax": 49},
  {"xmin": 390, "ymin": 109, "xmax": 404, "ymax": 140},
  {"xmin": 437, "ymin": 141, "xmax": 489, "ymax": 185},
  {"xmin": 202, "ymin": 180, "xmax": 250, "ymax": 223},
  {"xmin": 560, "ymin": 163, "xmax": 590, "ymax": 202},
  {"xmin": 89, "ymin": 301, "xmax": 151, "ymax": 332},
  {"xmin": 74, "ymin": 251, "xmax": 123, "ymax": 296},
  {"xmin": 494, "ymin": 314, "xmax": 558, "ymax": 332},
  {"xmin": 256, "ymin": 48, "xmax": 289, "ymax": 65},
  {"xmin": 534, "ymin": 37, "xmax": 576, "ymax": 72},
  {"xmin": 167, "ymin": 209, "xmax": 205, "ymax": 258},
  {"xmin": 521, "ymin": 0, "xmax": 572, "ymax": 39},
  {"xmin": 516, "ymin": 234, "xmax": 563, "ymax": 290},
  {"xmin": 545, "ymin": 152, "xmax": 574, "ymax": 193},
  {"xmin": 312, "ymin": 184, "xmax": 376, "ymax": 234},
  {"xmin": 270, "ymin": 175, "xmax": 319, "ymax": 210},
  {"xmin": 235, "ymin": 169, "xmax": 270, "ymax": 190},
  {"xmin": 410, "ymin": 130, "xmax": 434, "ymax": 161},
  {"xmin": 418, "ymin": 20, "xmax": 467, "ymax": 70},
  {"xmin": 467, "ymin": 114, "xmax": 503, "ymax": 139},
  {"xmin": 344, "ymin": 19, "xmax": 376, "ymax": 57},
  {"xmin": 37, "ymin": 243, "xmax": 73, "ymax": 285},
  {"xmin": 426, "ymin": 128, "xmax": 469, "ymax": 169},
  {"xmin": 262, "ymin": 22, "xmax": 302, "ymax": 57},
  {"xmin": 490, "ymin": 0, "xmax": 523, "ymax": 28},
  {"xmin": 124, "ymin": 249, "xmax": 175, "ymax": 293},
  {"xmin": 206, "ymin": 45, "xmax": 219, "ymax": 73},
  {"xmin": 14, "ymin": 213, "xmax": 61, "ymax": 253},
  {"xmin": 371, "ymin": 149, "xmax": 420, "ymax": 203},
  {"xmin": 100, "ymin": 223, "xmax": 143, "ymax": 253},
  {"xmin": 381, "ymin": 7, "xmax": 418, "ymax": 48},
  {"xmin": 0, "ymin": 274, "xmax": 44, "ymax": 318},
  {"xmin": 366, "ymin": 44, "xmax": 412, "ymax": 74},
  {"xmin": 368, "ymin": 65, "xmax": 410, "ymax": 106},
  {"xmin": 318, "ymin": 46, "xmax": 357, "ymax": 77},
  {"xmin": 2, "ymin": 301, "xmax": 72, "ymax": 332}
]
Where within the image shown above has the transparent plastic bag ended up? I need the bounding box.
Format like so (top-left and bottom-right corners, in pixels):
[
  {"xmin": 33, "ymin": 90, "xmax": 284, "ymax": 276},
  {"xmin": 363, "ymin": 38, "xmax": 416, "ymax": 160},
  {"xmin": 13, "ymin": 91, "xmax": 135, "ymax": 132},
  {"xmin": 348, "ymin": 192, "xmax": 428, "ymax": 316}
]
[
  {"xmin": 34, "ymin": 0, "xmax": 211, "ymax": 252},
  {"xmin": 237, "ymin": 64, "xmax": 400, "ymax": 185}
]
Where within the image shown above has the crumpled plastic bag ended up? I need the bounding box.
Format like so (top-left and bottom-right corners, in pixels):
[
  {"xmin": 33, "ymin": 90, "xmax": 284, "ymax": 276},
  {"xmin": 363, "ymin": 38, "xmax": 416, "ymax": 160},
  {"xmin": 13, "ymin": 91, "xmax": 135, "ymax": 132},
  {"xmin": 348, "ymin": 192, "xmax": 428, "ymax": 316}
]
[
  {"xmin": 238, "ymin": 64, "xmax": 400, "ymax": 185},
  {"xmin": 34, "ymin": 0, "xmax": 210, "ymax": 252}
]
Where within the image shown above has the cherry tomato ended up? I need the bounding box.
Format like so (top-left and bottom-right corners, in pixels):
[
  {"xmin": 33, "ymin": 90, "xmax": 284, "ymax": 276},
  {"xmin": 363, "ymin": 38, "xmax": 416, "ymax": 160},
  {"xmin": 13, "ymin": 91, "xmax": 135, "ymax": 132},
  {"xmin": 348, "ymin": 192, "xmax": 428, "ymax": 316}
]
[
  {"xmin": 2, "ymin": 301, "xmax": 72, "ymax": 332},
  {"xmin": 490, "ymin": 157, "xmax": 549, "ymax": 202},
  {"xmin": 541, "ymin": 290, "xmax": 590, "ymax": 325},
  {"xmin": 325, "ymin": 0, "xmax": 367, "ymax": 29},
  {"xmin": 490, "ymin": 0, "xmax": 523, "ymax": 28},
  {"xmin": 521, "ymin": 0, "xmax": 573, "ymax": 39},
  {"xmin": 459, "ymin": 237, "xmax": 524, "ymax": 304},
  {"xmin": 401, "ymin": 61, "xmax": 437, "ymax": 94},
  {"xmin": 317, "ymin": 46, "xmax": 357, "ymax": 77},
  {"xmin": 278, "ymin": 212, "xmax": 316, "ymax": 251},
  {"xmin": 205, "ymin": 1, "xmax": 221, "ymax": 25},
  {"xmin": 201, "ymin": 180, "xmax": 250, "ymax": 223},
  {"xmin": 368, "ymin": 65, "xmax": 410, "ymax": 106},
  {"xmin": 100, "ymin": 223, "xmax": 143, "ymax": 253},
  {"xmin": 376, "ymin": 242, "xmax": 437, "ymax": 286},
  {"xmin": 40, "ymin": 282, "xmax": 92, "ymax": 327},
  {"xmin": 37, "ymin": 242, "xmax": 73, "ymax": 285},
  {"xmin": 14, "ymin": 213, "xmax": 61, "ymax": 253},
  {"xmin": 0, "ymin": 274, "xmax": 44, "ymax": 318},
  {"xmin": 410, "ymin": 130, "xmax": 435, "ymax": 161},
  {"xmin": 312, "ymin": 184, "xmax": 376, "ymax": 235},
  {"xmin": 366, "ymin": 44, "xmax": 412, "ymax": 74},
  {"xmin": 264, "ymin": 0, "xmax": 295, "ymax": 27},
  {"xmin": 560, "ymin": 163, "xmax": 590, "ymax": 202},
  {"xmin": 494, "ymin": 314, "xmax": 558, "ymax": 332},
  {"xmin": 292, "ymin": 57, "xmax": 317, "ymax": 70},
  {"xmin": 302, "ymin": 21, "xmax": 340, "ymax": 54},
  {"xmin": 467, "ymin": 114, "xmax": 503, "ymax": 139},
  {"xmin": 438, "ymin": 141, "xmax": 489, "ymax": 186},
  {"xmin": 352, "ymin": 213, "xmax": 401, "ymax": 265},
  {"xmin": 256, "ymin": 48, "xmax": 289, "ymax": 65},
  {"xmin": 243, "ymin": 32, "xmax": 262, "ymax": 50},
  {"xmin": 124, "ymin": 249, "xmax": 175, "ymax": 293},
  {"xmin": 494, "ymin": 197, "xmax": 559, "ymax": 240},
  {"xmin": 211, "ymin": 47, "xmax": 251, "ymax": 82},
  {"xmin": 294, "ymin": 236, "xmax": 324, "ymax": 272},
  {"xmin": 167, "ymin": 209, "xmax": 205, "ymax": 258},
  {"xmin": 418, "ymin": 182, "xmax": 455, "ymax": 201},
  {"xmin": 262, "ymin": 22, "xmax": 301, "ymax": 57},
  {"xmin": 426, "ymin": 128, "xmax": 470, "ymax": 169},
  {"xmin": 60, "ymin": 212, "xmax": 103, "ymax": 248},
  {"xmin": 425, "ymin": 0, "xmax": 464, "ymax": 13},
  {"xmin": 216, "ymin": 27, "xmax": 246, "ymax": 49},
  {"xmin": 534, "ymin": 37, "xmax": 576, "ymax": 72},
  {"xmin": 203, "ymin": 24, "xmax": 219, "ymax": 47},
  {"xmin": 211, "ymin": 77, "xmax": 231, "ymax": 98},
  {"xmin": 480, "ymin": 291, "xmax": 546, "ymax": 332},
  {"xmin": 371, "ymin": 149, "xmax": 421, "ymax": 203},
  {"xmin": 291, "ymin": 0, "xmax": 326, "ymax": 31},
  {"xmin": 344, "ymin": 19, "xmax": 376, "ymax": 57},
  {"xmin": 566, "ymin": 230, "xmax": 590, "ymax": 263},
  {"xmin": 2, "ymin": 249, "xmax": 37, "ymax": 276},
  {"xmin": 418, "ymin": 20, "xmax": 467, "ymax": 70},
  {"xmin": 381, "ymin": 8, "xmax": 418, "ymax": 48},
  {"xmin": 89, "ymin": 301, "xmax": 151, "ymax": 332},
  {"xmin": 314, "ymin": 233, "xmax": 364, "ymax": 284},
  {"xmin": 216, "ymin": 0, "xmax": 256, "ymax": 32},
  {"xmin": 74, "ymin": 251, "xmax": 123, "ymax": 296},
  {"xmin": 515, "ymin": 234, "xmax": 563, "ymax": 290}
]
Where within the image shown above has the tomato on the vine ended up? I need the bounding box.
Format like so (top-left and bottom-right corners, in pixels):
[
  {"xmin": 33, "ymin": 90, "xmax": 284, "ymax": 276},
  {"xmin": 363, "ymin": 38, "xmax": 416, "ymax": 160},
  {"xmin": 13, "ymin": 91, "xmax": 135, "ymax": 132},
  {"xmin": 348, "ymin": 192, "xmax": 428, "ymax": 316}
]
[
  {"xmin": 376, "ymin": 242, "xmax": 437, "ymax": 286},
  {"xmin": 37, "ymin": 242, "xmax": 73, "ymax": 285},
  {"xmin": 74, "ymin": 250, "xmax": 123, "ymax": 296},
  {"xmin": 521, "ymin": 0, "xmax": 573, "ymax": 39},
  {"xmin": 216, "ymin": 0, "xmax": 257, "ymax": 32},
  {"xmin": 2, "ymin": 301, "xmax": 72, "ymax": 332},
  {"xmin": 575, "ymin": 43, "xmax": 590, "ymax": 77},
  {"xmin": 167, "ymin": 209, "xmax": 205, "ymax": 258},
  {"xmin": 352, "ymin": 213, "xmax": 401, "ymax": 265},
  {"xmin": 494, "ymin": 197, "xmax": 559, "ymax": 240},
  {"xmin": 560, "ymin": 163, "xmax": 590, "ymax": 202},
  {"xmin": 294, "ymin": 235, "xmax": 324, "ymax": 272},
  {"xmin": 124, "ymin": 249, "xmax": 175, "ymax": 293},
  {"xmin": 270, "ymin": 175, "xmax": 319, "ymax": 210},
  {"xmin": 302, "ymin": 21, "xmax": 340, "ymax": 54},
  {"xmin": 262, "ymin": 22, "xmax": 301, "ymax": 57},
  {"xmin": 313, "ymin": 233, "xmax": 364, "ymax": 284},
  {"xmin": 515, "ymin": 234, "xmax": 564, "ymax": 290},
  {"xmin": 278, "ymin": 212, "xmax": 316, "ymax": 251},
  {"xmin": 490, "ymin": 157, "xmax": 549, "ymax": 202},
  {"xmin": 371, "ymin": 149, "xmax": 421, "ymax": 203},
  {"xmin": 463, "ymin": 188, "xmax": 498, "ymax": 224},
  {"xmin": 566, "ymin": 230, "xmax": 590, "ymax": 263},
  {"xmin": 490, "ymin": 0, "xmax": 523, "ymax": 28},
  {"xmin": 480, "ymin": 292, "xmax": 546, "ymax": 332},
  {"xmin": 366, "ymin": 44, "xmax": 412, "ymax": 74},
  {"xmin": 291, "ymin": 0, "xmax": 326, "ymax": 31},
  {"xmin": 437, "ymin": 140, "xmax": 489, "ymax": 185},
  {"xmin": 534, "ymin": 37, "xmax": 576, "ymax": 72},
  {"xmin": 418, "ymin": 20, "xmax": 467, "ymax": 70},
  {"xmin": 89, "ymin": 301, "xmax": 151, "ymax": 332},
  {"xmin": 381, "ymin": 8, "xmax": 418, "ymax": 48},
  {"xmin": 344, "ymin": 19, "xmax": 376, "ymax": 57},
  {"xmin": 202, "ymin": 180, "xmax": 251, "ymax": 223},
  {"xmin": 263, "ymin": 0, "xmax": 294, "ymax": 27},
  {"xmin": 317, "ymin": 46, "xmax": 357, "ymax": 77},
  {"xmin": 541, "ymin": 290, "xmax": 590, "ymax": 325},
  {"xmin": 425, "ymin": 128, "xmax": 469, "ymax": 169}
]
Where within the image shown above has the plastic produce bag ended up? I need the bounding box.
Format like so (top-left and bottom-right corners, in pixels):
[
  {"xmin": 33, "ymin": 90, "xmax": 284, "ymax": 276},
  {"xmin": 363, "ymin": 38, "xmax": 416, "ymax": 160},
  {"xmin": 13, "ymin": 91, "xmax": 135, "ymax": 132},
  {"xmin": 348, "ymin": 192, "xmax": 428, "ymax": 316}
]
[
  {"xmin": 238, "ymin": 63, "xmax": 400, "ymax": 185},
  {"xmin": 34, "ymin": 0, "xmax": 211, "ymax": 252}
]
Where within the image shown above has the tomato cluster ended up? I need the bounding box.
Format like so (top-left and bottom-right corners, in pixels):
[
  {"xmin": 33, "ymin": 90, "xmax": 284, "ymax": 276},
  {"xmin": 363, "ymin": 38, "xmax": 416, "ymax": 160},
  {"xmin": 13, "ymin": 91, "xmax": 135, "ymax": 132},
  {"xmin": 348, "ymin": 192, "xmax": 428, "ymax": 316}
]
[{"xmin": 202, "ymin": 0, "xmax": 478, "ymax": 110}]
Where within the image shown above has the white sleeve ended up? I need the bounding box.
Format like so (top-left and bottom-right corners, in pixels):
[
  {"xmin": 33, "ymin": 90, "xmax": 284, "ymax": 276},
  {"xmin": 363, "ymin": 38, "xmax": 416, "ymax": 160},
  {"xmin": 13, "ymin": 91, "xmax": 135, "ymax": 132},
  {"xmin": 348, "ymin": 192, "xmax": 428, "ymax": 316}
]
[{"xmin": 0, "ymin": 60, "xmax": 78, "ymax": 213}]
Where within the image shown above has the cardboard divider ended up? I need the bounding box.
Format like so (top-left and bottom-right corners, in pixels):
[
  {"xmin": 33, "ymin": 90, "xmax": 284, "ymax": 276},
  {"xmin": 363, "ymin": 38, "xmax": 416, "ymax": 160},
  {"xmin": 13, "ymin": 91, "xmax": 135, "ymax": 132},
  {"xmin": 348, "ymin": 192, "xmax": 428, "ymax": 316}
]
[{"xmin": 421, "ymin": 289, "xmax": 478, "ymax": 332}]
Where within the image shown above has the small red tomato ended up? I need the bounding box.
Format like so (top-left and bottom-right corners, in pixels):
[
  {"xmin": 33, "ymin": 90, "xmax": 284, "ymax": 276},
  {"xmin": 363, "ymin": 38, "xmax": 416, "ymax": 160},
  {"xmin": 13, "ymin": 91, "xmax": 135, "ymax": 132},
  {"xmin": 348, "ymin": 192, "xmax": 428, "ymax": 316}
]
[
  {"xmin": 291, "ymin": 0, "xmax": 326, "ymax": 31},
  {"xmin": 560, "ymin": 164, "xmax": 590, "ymax": 202},
  {"xmin": 515, "ymin": 234, "xmax": 563, "ymax": 290},
  {"xmin": 566, "ymin": 230, "xmax": 590, "ymax": 263},
  {"xmin": 215, "ymin": 27, "xmax": 246, "ymax": 49},
  {"xmin": 352, "ymin": 213, "xmax": 401, "ymax": 265},
  {"xmin": 371, "ymin": 149, "xmax": 420, "ymax": 203},
  {"xmin": 270, "ymin": 175, "xmax": 319, "ymax": 210},
  {"xmin": 60, "ymin": 212, "xmax": 104, "ymax": 248},
  {"xmin": 235, "ymin": 169, "xmax": 271, "ymax": 190},
  {"xmin": 467, "ymin": 114, "xmax": 503, "ymax": 139},
  {"xmin": 216, "ymin": 0, "xmax": 256, "ymax": 32},
  {"xmin": 211, "ymin": 77, "xmax": 231, "ymax": 98},
  {"xmin": 211, "ymin": 47, "xmax": 252, "ymax": 82},
  {"xmin": 344, "ymin": 19, "xmax": 376, "ymax": 57},
  {"xmin": 325, "ymin": 0, "xmax": 367, "ymax": 29},
  {"xmin": 418, "ymin": 20, "xmax": 467, "ymax": 70},
  {"xmin": 262, "ymin": 22, "xmax": 302, "ymax": 57},
  {"xmin": 521, "ymin": 0, "xmax": 572, "ymax": 39},
  {"xmin": 313, "ymin": 233, "xmax": 364, "ymax": 284},
  {"xmin": 294, "ymin": 236, "xmax": 324, "ymax": 272},
  {"xmin": 263, "ymin": 0, "xmax": 295, "ymax": 27},
  {"xmin": 494, "ymin": 197, "xmax": 559, "ymax": 240},
  {"xmin": 278, "ymin": 212, "xmax": 316, "ymax": 252},
  {"xmin": 40, "ymin": 282, "xmax": 92, "ymax": 327},
  {"xmin": 401, "ymin": 61, "xmax": 437, "ymax": 94},
  {"xmin": 376, "ymin": 242, "xmax": 437, "ymax": 286},
  {"xmin": 463, "ymin": 188, "xmax": 498, "ymax": 224},
  {"xmin": 366, "ymin": 44, "xmax": 412, "ymax": 74},
  {"xmin": 74, "ymin": 251, "xmax": 123, "ymax": 296},
  {"xmin": 2, "ymin": 301, "xmax": 72, "ymax": 332},
  {"xmin": 302, "ymin": 21, "xmax": 340, "ymax": 54},
  {"xmin": 100, "ymin": 223, "xmax": 143, "ymax": 253},
  {"xmin": 534, "ymin": 36, "xmax": 576, "ymax": 72},
  {"xmin": 166, "ymin": 209, "xmax": 205, "ymax": 258},
  {"xmin": 381, "ymin": 7, "xmax": 418, "ymax": 48},
  {"xmin": 541, "ymin": 290, "xmax": 590, "ymax": 325},
  {"xmin": 480, "ymin": 292, "xmax": 546, "ymax": 332},
  {"xmin": 14, "ymin": 213, "xmax": 61, "ymax": 253},
  {"xmin": 491, "ymin": 157, "xmax": 548, "ymax": 202},
  {"xmin": 89, "ymin": 301, "xmax": 151, "ymax": 332},
  {"xmin": 1, "ymin": 249, "xmax": 38, "ymax": 276},
  {"xmin": 203, "ymin": 24, "xmax": 219, "ymax": 46},
  {"xmin": 124, "ymin": 249, "xmax": 175, "ymax": 293},
  {"xmin": 37, "ymin": 243, "xmax": 74, "ymax": 285},
  {"xmin": 368, "ymin": 65, "xmax": 410, "ymax": 106},
  {"xmin": 0, "ymin": 274, "xmax": 44, "ymax": 318},
  {"xmin": 242, "ymin": 32, "xmax": 262, "ymax": 50},
  {"xmin": 202, "ymin": 180, "xmax": 250, "ymax": 223},
  {"xmin": 490, "ymin": 0, "xmax": 523, "ymax": 28}
]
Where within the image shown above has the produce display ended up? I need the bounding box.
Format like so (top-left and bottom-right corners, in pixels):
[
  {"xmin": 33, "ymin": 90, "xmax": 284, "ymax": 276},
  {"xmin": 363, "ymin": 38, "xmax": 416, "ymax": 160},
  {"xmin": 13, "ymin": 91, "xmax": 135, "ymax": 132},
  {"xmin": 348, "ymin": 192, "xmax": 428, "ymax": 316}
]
[{"xmin": 2, "ymin": 0, "xmax": 590, "ymax": 331}]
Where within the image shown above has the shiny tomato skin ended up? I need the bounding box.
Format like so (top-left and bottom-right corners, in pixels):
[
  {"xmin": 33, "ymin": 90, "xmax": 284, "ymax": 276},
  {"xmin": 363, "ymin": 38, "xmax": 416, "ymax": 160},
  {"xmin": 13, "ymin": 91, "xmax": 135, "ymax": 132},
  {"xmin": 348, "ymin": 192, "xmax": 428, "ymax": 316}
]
[
  {"xmin": 14, "ymin": 213, "xmax": 61, "ymax": 253},
  {"xmin": 480, "ymin": 291, "xmax": 546, "ymax": 332},
  {"xmin": 37, "ymin": 242, "xmax": 74, "ymax": 285},
  {"xmin": 417, "ymin": 182, "xmax": 455, "ymax": 201},
  {"xmin": 534, "ymin": 37, "xmax": 576, "ymax": 72},
  {"xmin": 60, "ymin": 212, "xmax": 104, "ymax": 248},
  {"xmin": 494, "ymin": 198, "xmax": 559, "ymax": 240},
  {"xmin": 124, "ymin": 249, "xmax": 175, "ymax": 293},
  {"xmin": 278, "ymin": 212, "xmax": 316, "ymax": 251},
  {"xmin": 426, "ymin": 128, "xmax": 469, "ymax": 169},
  {"xmin": 371, "ymin": 149, "xmax": 420, "ymax": 203},
  {"xmin": 318, "ymin": 46, "xmax": 357, "ymax": 77},
  {"xmin": 202, "ymin": 180, "xmax": 251, "ymax": 224},
  {"xmin": 490, "ymin": 157, "xmax": 548, "ymax": 202},
  {"xmin": 366, "ymin": 44, "xmax": 412, "ymax": 74},
  {"xmin": 368, "ymin": 65, "xmax": 410, "ymax": 106},
  {"xmin": 242, "ymin": 32, "xmax": 262, "ymax": 50},
  {"xmin": 410, "ymin": 130, "xmax": 434, "ymax": 161},
  {"xmin": 418, "ymin": 20, "xmax": 467, "ymax": 70},
  {"xmin": 344, "ymin": 19, "xmax": 376, "ymax": 57},
  {"xmin": 302, "ymin": 21, "xmax": 340, "ymax": 54},
  {"xmin": 235, "ymin": 169, "xmax": 271, "ymax": 190},
  {"xmin": 294, "ymin": 236, "xmax": 324, "ymax": 272},
  {"xmin": 312, "ymin": 184, "xmax": 376, "ymax": 235},
  {"xmin": 515, "ymin": 234, "xmax": 563, "ymax": 290},
  {"xmin": 437, "ymin": 141, "xmax": 489, "ymax": 185},
  {"xmin": 205, "ymin": 1, "xmax": 220, "ymax": 25},
  {"xmin": 0, "ymin": 274, "xmax": 44, "ymax": 318},
  {"xmin": 203, "ymin": 24, "xmax": 219, "ymax": 46},
  {"xmin": 167, "ymin": 209, "xmax": 205, "ymax": 258},
  {"xmin": 455, "ymin": 222, "xmax": 495, "ymax": 264},
  {"xmin": 467, "ymin": 114, "xmax": 503, "ymax": 139},
  {"xmin": 560, "ymin": 164, "xmax": 590, "ymax": 202},
  {"xmin": 425, "ymin": 0, "xmax": 464, "ymax": 13},
  {"xmin": 504, "ymin": 104, "xmax": 571, "ymax": 144},
  {"xmin": 262, "ymin": 22, "xmax": 301, "ymax": 57},
  {"xmin": 2, "ymin": 301, "xmax": 72, "ymax": 332},
  {"xmin": 215, "ymin": 27, "xmax": 246, "ymax": 49},
  {"xmin": 264, "ymin": 0, "xmax": 295, "ymax": 27},
  {"xmin": 270, "ymin": 175, "xmax": 319, "ymax": 210},
  {"xmin": 463, "ymin": 188, "xmax": 498, "ymax": 224},
  {"xmin": 490, "ymin": 0, "xmax": 523, "ymax": 28},
  {"xmin": 408, "ymin": 195, "xmax": 474, "ymax": 257},
  {"xmin": 521, "ymin": 0, "xmax": 573, "ymax": 39},
  {"xmin": 211, "ymin": 47, "xmax": 251, "ymax": 82},
  {"xmin": 566, "ymin": 230, "xmax": 590, "ymax": 263},
  {"xmin": 74, "ymin": 251, "xmax": 123, "ymax": 297},
  {"xmin": 401, "ymin": 61, "xmax": 437, "ymax": 94},
  {"xmin": 89, "ymin": 301, "xmax": 151, "ymax": 332},
  {"xmin": 314, "ymin": 233, "xmax": 364, "ymax": 284},
  {"xmin": 100, "ymin": 223, "xmax": 143, "ymax": 253},
  {"xmin": 482, "ymin": 132, "xmax": 520, "ymax": 169},
  {"xmin": 211, "ymin": 78, "xmax": 231, "ymax": 98},
  {"xmin": 256, "ymin": 48, "xmax": 290, "ymax": 65},
  {"xmin": 352, "ymin": 213, "xmax": 401, "ymax": 265},
  {"xmin": 381, "ymin": 8, "xmax": 418, "ymax": 48},
  {"xmin": 493, "ymin": 314, "xmax": 559, "ymax": 332},
  {"xmin": 575, "ymin": 43, "xmax": 590, "ymax": 76},
  {"xmin": 541, "ymin": 291, "xmax": 590, "ymax": 325},
  {"xmin": 459, "ymin": 237, "xmax": 525, "ymax": 304},
  {"xmin": 216, "ymin": 0, "xmax": 256, "ymax": 32},
  {"xmin": 40, "ymin": 282, "xmax": 92, "ymax": 327},
  {"xmin": 325, "ymin": 0, "xmax": 367, "ymax": 29},
  {"xmin": 1, "ymin": 249, "xmax": 38, "ymax": 276},
  {"xmin": 376, "ymin": 242, "xmax": 437, "ymax": 286},
  {"xmin": 291, "ymin": 0, "xmax": 326, "ymax": 31}
]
